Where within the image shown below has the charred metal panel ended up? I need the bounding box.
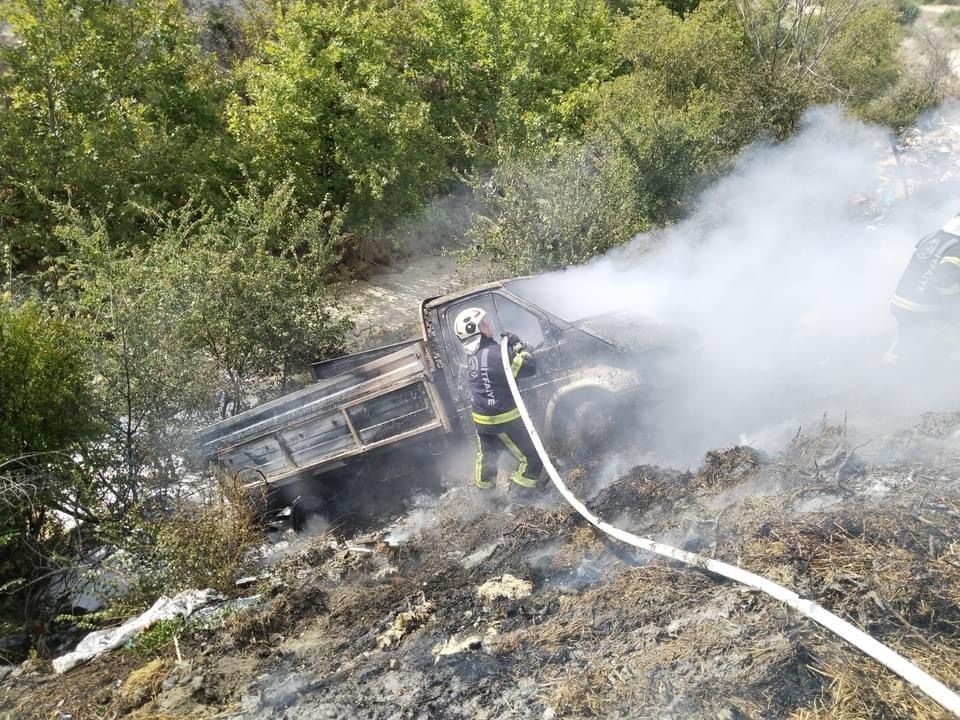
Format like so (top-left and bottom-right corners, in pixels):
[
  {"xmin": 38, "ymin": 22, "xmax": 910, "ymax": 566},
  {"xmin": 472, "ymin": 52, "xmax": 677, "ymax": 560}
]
[
  {"xmin": 346, "ymin": 383, "xmax": 435, "ymax": 444},
  {"xmin": 309, "ymin": 339, "xmax": 419, "ymax": 382},
  {"xmin": 199, "ymin": 342, "xmax": 452, "ymax": 485},
  {"xmin": 217, "ymin": 436, "xmax": 291, "ymax": 477}
]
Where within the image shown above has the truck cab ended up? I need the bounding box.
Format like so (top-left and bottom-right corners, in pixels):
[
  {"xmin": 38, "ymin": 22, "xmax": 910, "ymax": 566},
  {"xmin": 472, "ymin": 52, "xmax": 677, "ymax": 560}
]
[{"xmin": 421, "ymin": 278, "xmax": 654, "ymax": 447}]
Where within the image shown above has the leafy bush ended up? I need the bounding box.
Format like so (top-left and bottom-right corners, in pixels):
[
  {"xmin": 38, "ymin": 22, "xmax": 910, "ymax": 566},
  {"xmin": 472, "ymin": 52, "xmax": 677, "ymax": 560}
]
[
  {"xmin": 466, "ymin": 0, "xmax": 750, "ymax": 273},
  {"xmin": 52, "ymin": 178, "xmax": 351, "ymax": 423},
  {"xmin": 230, "ymin": 0, "xmax": 621, "ymax": 230},
  {"xmin": 0, "ymin": 302, "xmax": 98, "ymax": 459},
  {"xmin": 861, "ymin": 73, "xmax": 948, "ymax": 131},
  {"xmin": 1, "ymin": 180, "xmax": 348, "ymax": 630},
  {"xmin": 468, "ymin": 112, "xmax": 702, "ymax": 273},
  {"xmin": 821, "ymin": 4, "xmax": 902, "ymax": 110},
  {"xmin": 125, "ymin": 477, "xmax": 262, "ymax": 605},
  {"xmin": 229, "ymin": 1, "xmax": 446, "ymax": 231},
  {"xmin": 404, "ymin": 0, "xmax": 619, "ymax": 158},
  {"xmin": 124, "ymin": 617, "xmax": 186, "ymax": 659},
  {"xmin": 468, "ymin": 147, "xmax": 646, "ymax": 274},
  {"xmin": 467, "ymin": 0, "xmax": 913, "ymax": 274},
  {"xmin": 895, "ymin": 0, "xmax": 921, "ymax": 24},
  {"xmin": 0, "ymin": 0, "xmax": 241, "ymax": 267},
  {"xmin": 169, "ymin": 179, "xmax": 352, "ymax": 414},
  {"xmin": 0, "ymin": 301, "xmax": 99, "ymax": 627}
]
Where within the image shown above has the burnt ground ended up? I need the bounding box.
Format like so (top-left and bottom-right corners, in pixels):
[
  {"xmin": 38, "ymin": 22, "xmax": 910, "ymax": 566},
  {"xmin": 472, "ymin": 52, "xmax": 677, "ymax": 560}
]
[{"xmin": 4, "ymin": 415, "xmax": 960, "ymax": 719}]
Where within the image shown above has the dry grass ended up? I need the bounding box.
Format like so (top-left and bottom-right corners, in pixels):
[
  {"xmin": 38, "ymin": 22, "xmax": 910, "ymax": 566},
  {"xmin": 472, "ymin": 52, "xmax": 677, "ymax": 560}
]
[
  {"xmin": 484, "ymin": 628, "xmax": 524, "ymax": 655},
  {"xmin": 565, "ymin": 466, "xmax": 591, "ymax": 498},
  {"xmin": 227, "ymin": 580, "xmax": 327, "ymax": 647},
  {"xmin": 545, "ymin": 658, "xmax": 622, "ymax": 717},
  {"xmin": 130, "ymin": 475, "xmax": 263, "ymax": 605},
  {"xmin": 778, "ymin": 419, "xmax": 851, "ymax": 468},
  {"xmin": 742, "ymin": 507, "xmax": 960, "ymax": 619},
  {"xmin": 695, "ymin": 445, "xmax": 766, "ymax": 491},
  {"xmin": 791, "ymin": 641, "xmax": 960, "ymax": 719},
  {"xmin": 534, "ymin": 422, "xmax": 960, "ymax": 718},
  {"xmin": 549, "ymin": 525, "xmax": 607, "ymax": 572},
  {"xmin": 117, "ymin": 658, "xmax": 172, "ymax": 712},
  {"xmin": 737, "ymin": 486, "xmax": 960, "ymax": 718},
  {"xmin": 226, "ymin": 593, "xmax": 292, "ymax": 647},
  {"xmin": 530, "ymin": 565, "xmax": 701, "ymax": 652}
]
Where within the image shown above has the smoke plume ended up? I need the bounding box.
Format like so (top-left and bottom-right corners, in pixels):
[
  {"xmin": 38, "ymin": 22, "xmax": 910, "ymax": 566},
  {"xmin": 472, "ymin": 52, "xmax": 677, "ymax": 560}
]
[{"xmin": 520, "ymin": 106, "xmax": 960, "ymax": 463}]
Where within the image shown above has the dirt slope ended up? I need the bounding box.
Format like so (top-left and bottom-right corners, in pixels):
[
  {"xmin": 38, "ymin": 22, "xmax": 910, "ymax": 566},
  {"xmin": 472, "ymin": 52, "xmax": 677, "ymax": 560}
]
[{"xmin": 5, "ymin": 415, "xmax": 960, "ymax": 719}]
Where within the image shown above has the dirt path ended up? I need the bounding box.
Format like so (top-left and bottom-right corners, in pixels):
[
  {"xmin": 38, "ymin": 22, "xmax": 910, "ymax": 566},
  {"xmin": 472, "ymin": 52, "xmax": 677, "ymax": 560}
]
[
  {"xmin": 339, "ymin": 254, "xmax": 464, "ymax": 350},
  {"xmin": 337, "ymin": 250, "xmax": 506, "ymax": 350}
]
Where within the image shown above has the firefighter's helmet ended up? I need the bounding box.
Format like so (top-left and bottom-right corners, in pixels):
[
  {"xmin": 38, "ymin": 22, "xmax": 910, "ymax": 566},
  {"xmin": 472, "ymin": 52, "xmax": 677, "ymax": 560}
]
[{"xmin": 454, "ymin": 307, "xmax": 487, "ymax": 353}]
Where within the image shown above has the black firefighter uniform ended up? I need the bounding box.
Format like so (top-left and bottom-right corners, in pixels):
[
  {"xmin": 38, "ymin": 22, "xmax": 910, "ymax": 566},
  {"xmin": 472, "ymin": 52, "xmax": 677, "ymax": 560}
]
[
  {"xmin": 468, "ymin": 334, "xmax": 543, "ymax": 489},
  {"xmin": 889, "ymin": 215, "xmax": 960, "ymax": 364}
]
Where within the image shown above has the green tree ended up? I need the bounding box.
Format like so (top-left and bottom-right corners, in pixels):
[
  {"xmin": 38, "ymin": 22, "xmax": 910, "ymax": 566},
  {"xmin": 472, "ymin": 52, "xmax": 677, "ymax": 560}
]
[
  {"xmin": 468, "ymin": 147, "xmax": 645, "ymax": 274},
  {"xmin": 49, "ymin": 212, "xmax": 217, "ymax": 505},
  {"xmin": 229, "ymin": 1, "xmax": 446, "ymax": 231},
  {"xmin": 171, "ymin": 179, "xmax": 352, "ymax": 415},
  {"xmin": 468, "ymin": 0, "xmax": 751, "ymax": 273},
  {"xmin": 602, "ymin": 0, "xmax": 770, "ymax": 152},
  {"xmin": 0, "ymin": 301, "xmax": 100, "ymax": 624},
  {"xmin": 469, "ymin": 115, "xmax": 701, "ymax": 274},
  {"xmin": 731, "ymin": 0, "xmax": 905, "ymax": 131},
  {"xmin": 402, "ymin": 0, "xmax": 619, "ymax": 160},
  {"xmin": 0, "ymin": 0, "xmax": 240, "ymax": 268},
  {"xmin": 468, "ymin": 0, "xmax": 913, "ymax": 274},
  {"xmin": 819, "ymin": 5, "xmax": 901, "ymax": 110},
  {"xmin": 0, "ymin": 303, "xmax": 96, "ymax": 460},
  {"xmin": 49, "ymin": 178, "xmax": 351, "ymax": 473},
  {"xmin": 1, "ymin": 182, "xmax": 350, "ymax": 630}
]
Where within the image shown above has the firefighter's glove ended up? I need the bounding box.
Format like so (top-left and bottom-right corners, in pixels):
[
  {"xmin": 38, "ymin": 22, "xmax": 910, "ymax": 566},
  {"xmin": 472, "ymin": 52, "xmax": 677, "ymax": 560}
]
[{"xmin": 501, "ymin": 332, "xmax": 524, "ymax": 351}]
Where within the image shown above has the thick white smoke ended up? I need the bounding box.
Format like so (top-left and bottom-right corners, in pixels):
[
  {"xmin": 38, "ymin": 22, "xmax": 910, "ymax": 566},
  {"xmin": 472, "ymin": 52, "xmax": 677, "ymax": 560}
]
[{"xmin": 520, "ymin": 106, "xmax": 960, "ymax": 463}]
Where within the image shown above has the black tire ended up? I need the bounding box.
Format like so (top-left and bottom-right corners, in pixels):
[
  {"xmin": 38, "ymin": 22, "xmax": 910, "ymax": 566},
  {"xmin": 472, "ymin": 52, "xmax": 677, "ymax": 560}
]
[
  {"xmin": 291, "ymin": 495, "xmax": 327, "ymax": 533},
  {"xmin": 555, "ymin": 391, "xmax": 617, "ymax": 460}
]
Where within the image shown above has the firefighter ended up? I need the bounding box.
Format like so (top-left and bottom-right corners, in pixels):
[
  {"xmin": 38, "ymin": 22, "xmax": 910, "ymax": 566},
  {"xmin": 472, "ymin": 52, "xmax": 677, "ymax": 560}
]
[
  {"xmin": 887, "ymin": 214, "xmax": 960, "ymax": 367},
  {"xmin": 454, "ymin": 307, "xmax": 544, "ymax": 497}
]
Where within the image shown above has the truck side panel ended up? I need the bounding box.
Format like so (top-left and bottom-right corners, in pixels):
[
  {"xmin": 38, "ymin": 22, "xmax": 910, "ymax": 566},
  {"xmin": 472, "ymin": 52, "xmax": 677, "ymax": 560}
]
[
  {"xmin": 200, "ymin": 342, "xmax": 452, "ymax": 486},
  {"xmin": 309, "ymin": 339, "xmax": 420, "ymax": 382}
]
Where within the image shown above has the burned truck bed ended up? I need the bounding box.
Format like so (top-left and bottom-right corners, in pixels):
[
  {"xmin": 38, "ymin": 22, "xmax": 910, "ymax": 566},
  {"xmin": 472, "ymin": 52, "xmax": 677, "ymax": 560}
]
[{"xmin": 199, "ymin": 342, "xmax": 452, "ymax": 488}]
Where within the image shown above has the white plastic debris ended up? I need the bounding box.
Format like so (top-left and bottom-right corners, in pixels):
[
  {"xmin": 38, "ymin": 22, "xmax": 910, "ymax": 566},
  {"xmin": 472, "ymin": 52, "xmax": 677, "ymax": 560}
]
[{"xmin": 53, "ymin": 589, "xmax": 216, "ymax": 673}]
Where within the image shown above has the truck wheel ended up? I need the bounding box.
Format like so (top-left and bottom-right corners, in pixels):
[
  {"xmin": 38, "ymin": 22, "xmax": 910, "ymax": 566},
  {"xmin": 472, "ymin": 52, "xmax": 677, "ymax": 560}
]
[
  {"xmin": 555, "ymin": 391, "xmax": 617, "ymax": 460},
  {"xmin": 291, "ymin": 495, "xmax": 327, "ymax": 533}
]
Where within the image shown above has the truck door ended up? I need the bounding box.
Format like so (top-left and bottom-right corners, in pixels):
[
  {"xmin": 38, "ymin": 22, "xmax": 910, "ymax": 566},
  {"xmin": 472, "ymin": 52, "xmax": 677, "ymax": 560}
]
[{"xmin": 440, "ymin": 291, "xmax": 562, "ymax": 426}]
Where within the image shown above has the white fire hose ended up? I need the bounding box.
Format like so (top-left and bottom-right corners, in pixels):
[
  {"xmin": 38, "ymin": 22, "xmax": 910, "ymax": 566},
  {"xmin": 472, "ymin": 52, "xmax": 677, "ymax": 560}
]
[{"xmin": 500, "ymin": 337, "xmax": 960, "ymax": 716}]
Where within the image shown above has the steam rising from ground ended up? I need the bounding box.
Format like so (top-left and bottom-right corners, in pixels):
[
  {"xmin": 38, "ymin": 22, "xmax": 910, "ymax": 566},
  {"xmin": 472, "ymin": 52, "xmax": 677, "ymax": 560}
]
[{"xmin": 522, "ymin": 106, "xmax": 960, "ymax": 463}]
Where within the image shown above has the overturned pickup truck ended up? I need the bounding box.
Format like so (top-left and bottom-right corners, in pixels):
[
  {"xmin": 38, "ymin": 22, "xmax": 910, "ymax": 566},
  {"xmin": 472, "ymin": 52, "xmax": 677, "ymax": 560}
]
[{"xmin": 198, "ymin": 277, "xmax": 680, "ymax": 516}]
